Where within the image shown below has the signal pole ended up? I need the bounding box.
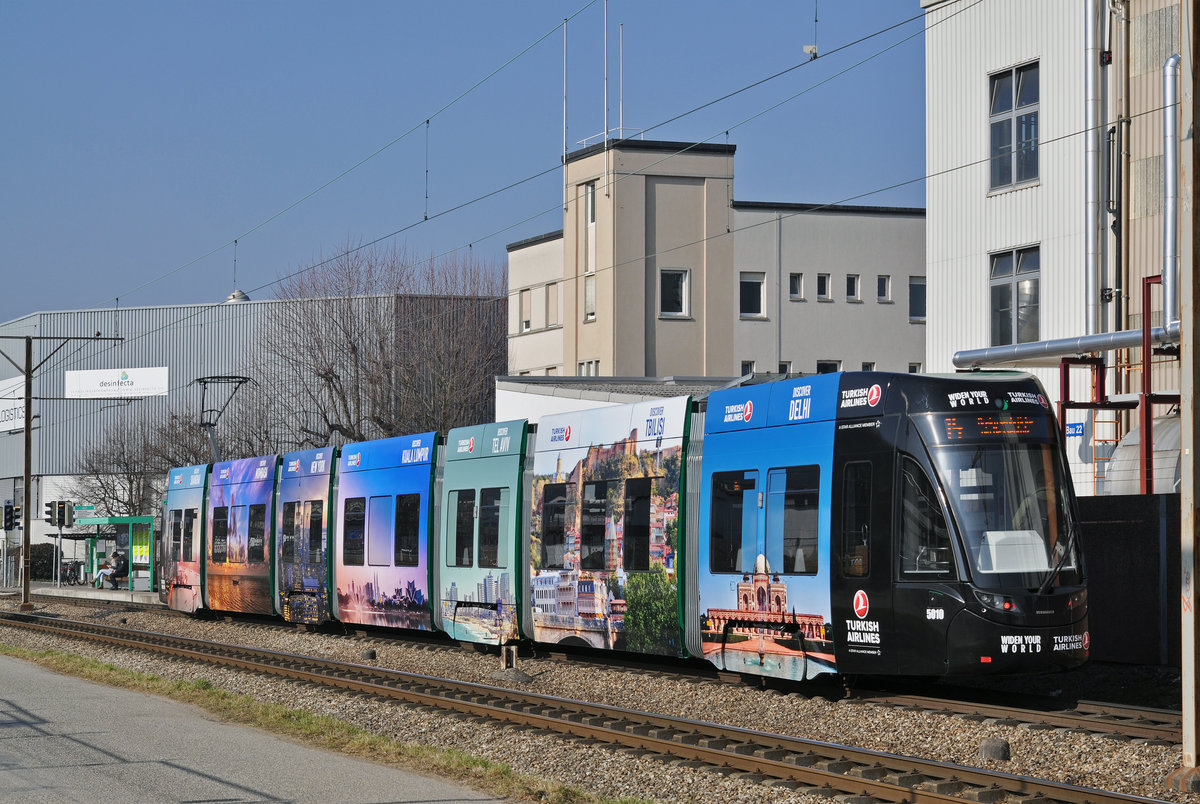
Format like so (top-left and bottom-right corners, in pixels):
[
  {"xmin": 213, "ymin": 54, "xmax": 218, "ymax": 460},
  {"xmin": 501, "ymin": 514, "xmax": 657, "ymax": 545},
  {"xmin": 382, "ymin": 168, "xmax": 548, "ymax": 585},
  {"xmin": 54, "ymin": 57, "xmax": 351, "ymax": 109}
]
[{"xmin": 0, "ymin": 334, "xmax": 121, "ymax": 610}]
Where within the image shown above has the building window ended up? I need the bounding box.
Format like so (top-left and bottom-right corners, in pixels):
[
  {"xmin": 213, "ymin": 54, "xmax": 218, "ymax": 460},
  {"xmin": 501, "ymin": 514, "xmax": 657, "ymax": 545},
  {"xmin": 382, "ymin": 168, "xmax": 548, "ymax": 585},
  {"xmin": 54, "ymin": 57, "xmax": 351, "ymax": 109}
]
[
  {"xmin": 577, "ymin": 360, "xmax": 600, "ymax": 377},
  {"xmin": 740, "ymin": 360, "xmax": 755, "ymax": 376},
  {"xmin": 789, "ymin": 272, "xmax": 804, "ymax": 300},
  {"xmin": 777, "ymin": 361, "xmax": 791, "ymax": 375},
  {"xmin": 909, "ymin": 362, "xmax": 922, "ymax": 374},
  {"xmin": 846, "ymin": 274, "xmax": 860, "ymax": 301},
  {"xmin": 660, "ymin": 268, "xmax": 689, "ymax": 317},
  {"xmin": 816, "ymin": 273, "xmax": 831, "ymax": 300},
  {"xmin": 739, "ymin": 272, "xmax": 765, "ymax": 317},
  {"xmin": 583, "ymin": 180, "xmax": 597, "ymax": 273},
  {"xmin": 546, "ymin": 282, "xmax": 559, "ymax": 327},
  {"xmin": 519, "ymin": 289, "xmax": 531, "ymax": 332},
  {"xmin": 816, "ymin": 360, "xmax": 840, "ymax": 374},
  {"xmin": 876, "ymin": 275, "xmax": 891, "ymax": 302},
  {"xmin": 583, "ymin": 274, "xmax": 596, "ymax": 322},
  {"xmin": 990, "ymin": 62, "xmax": 1039, "ymax": 190},
  {"xmin": 584, "ymin": 181, "xmax": 596, "ymax": 224},
  {"xmin": 861, "ymin": 361, "xmax": 875, "ymax": 372},
  {"xmin": 908, "ymin": 276, "xmax": 926, "ymax": 321},
  {"xmin": 990, "ymin": 246, "xmax": 1040, "ymax": 345}
]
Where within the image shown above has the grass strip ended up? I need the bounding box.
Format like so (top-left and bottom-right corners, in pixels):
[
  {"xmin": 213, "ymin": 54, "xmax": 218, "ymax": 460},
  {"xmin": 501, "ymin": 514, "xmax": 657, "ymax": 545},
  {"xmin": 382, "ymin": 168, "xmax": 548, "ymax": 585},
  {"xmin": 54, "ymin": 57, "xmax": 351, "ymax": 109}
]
[{"xmin": 0, "ymin": 640, "xmax": 654, "ymax": 804}]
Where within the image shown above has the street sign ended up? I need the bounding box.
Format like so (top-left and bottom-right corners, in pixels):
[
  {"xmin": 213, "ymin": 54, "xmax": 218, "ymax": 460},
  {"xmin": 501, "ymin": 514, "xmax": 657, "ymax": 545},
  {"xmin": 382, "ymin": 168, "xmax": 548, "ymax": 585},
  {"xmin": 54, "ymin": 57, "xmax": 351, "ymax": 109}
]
[{"xmin": 74, "ymin": 504, "xmax": 95, "ymax": 512}]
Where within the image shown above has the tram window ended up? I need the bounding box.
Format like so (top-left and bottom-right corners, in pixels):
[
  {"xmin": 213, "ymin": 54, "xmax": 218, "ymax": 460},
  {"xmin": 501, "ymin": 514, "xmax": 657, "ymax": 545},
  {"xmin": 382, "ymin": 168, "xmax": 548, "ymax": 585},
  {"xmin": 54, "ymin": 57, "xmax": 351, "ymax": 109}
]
[
  {"xmin": 710, "ymin": 470, "xmax": 759, "ymax": 574},
  {"xmin": 624, "ymin": 478, "xmax": 653, "ymax": 572},
  {"xmin": 450, "ymin": 489, "xmax": 475, "ymax": 567},
  {"xmin": 767, "ymin": 466, "xmax": 819, "ymax": 575},
  {"xmin": 479, "ymin": 487, "xmax": 507, "ymax": 569},
  {"xmin": 841, "ymin": 462, "xmax": 872, "ymax": 577},
  {"xmin": 211, "ymin": 506, "xmax": 229, "ymax": 563},
  {"xmin": 308, "ymin": 500, "xmax": 323, "ymax": 562},
  {"xmin": 248, "ymin": 504, "xmax": 266, "ymax": 563},
  {"xmin": 367, "ymin": 495, "xmax": 393, "ymax": 566},
  {"xmin": 281, "ymin": 501, "xmax": 297, "ymax": 564},
  {"xmin": 183, "ymin": 509, "xmax": 196, "ymax": 561},
  {"xmin": 343, "ymin": 497, "xmax": 365, "ymax": 566},
  {"xmin": 899, "ymin": 457, "xmax": 955, "ymax": 578},
  {"xmin": 169, "ymin": 509, "xmax": 182, "ymax": 562},
  {"xmin": 394, "ymin": 494, "xmax": 420, "ymax": 566},
  {"xmin": 580, "ymin": 481, "xmax": 609, "ymax": 570},
  {"xmin": 541, "ymin": 483, "xmax": 568, "ymax": 569}
]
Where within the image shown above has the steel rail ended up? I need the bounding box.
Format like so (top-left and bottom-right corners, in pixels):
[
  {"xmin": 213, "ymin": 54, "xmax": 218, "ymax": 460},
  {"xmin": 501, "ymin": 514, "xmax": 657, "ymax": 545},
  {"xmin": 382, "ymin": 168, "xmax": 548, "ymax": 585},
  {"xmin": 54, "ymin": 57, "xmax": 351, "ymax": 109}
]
[
  {"xmin": 852, "ymin": 691, "xmax": 1181, "ymax": 743},
  {"xmin": 0, "ymin": 612, "xmax": 1171, "ymax": 804}
]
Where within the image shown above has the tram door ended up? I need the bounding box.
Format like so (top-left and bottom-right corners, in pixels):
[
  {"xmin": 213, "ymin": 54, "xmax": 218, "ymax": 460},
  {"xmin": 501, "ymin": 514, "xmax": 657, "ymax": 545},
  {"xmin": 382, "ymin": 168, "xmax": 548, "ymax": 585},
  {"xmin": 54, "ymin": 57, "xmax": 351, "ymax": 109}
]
[
  {"xmin": 830, "ymin": 427, "xmax": 895, "ymax": 675},
  {"xmin": 890, "ymin": 455, "xmax": 962, "ymax": 676}
]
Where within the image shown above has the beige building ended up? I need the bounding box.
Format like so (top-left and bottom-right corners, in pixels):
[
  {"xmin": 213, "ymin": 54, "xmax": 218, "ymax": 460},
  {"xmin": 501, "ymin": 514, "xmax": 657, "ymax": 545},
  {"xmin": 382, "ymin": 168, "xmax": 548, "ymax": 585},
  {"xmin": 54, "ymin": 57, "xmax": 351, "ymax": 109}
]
[{"xmin": 507, "ymin": 139, "xmax": 926, "ymax": 379}]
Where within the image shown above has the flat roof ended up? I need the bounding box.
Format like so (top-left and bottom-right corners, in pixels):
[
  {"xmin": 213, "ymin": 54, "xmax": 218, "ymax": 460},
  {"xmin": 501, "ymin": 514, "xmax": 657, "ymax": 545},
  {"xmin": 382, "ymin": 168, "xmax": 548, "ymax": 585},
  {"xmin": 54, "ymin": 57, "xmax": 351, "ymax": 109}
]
[
  {"xmin": 732, "ymin": 200, "xmax": 925, "ymax": 216},
  {"xmin": 565, "ymin": 138, "xmax": 736, "ymax": 165}
]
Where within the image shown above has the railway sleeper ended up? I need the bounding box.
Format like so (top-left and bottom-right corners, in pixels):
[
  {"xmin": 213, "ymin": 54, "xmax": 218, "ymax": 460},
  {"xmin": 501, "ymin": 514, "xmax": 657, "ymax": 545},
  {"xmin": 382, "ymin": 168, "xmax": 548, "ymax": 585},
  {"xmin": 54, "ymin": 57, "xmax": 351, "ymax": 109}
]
[
  {"xmin": 834, "ymin": 795, "xmax": 882, "ymax": 804},
  {"xmin": 847, "ymin": 764, "xmax": 889, "ymax": 780},
  {"xmin": 959, "ymin": 785, "xmax": 1008, "ymax": 803},
  {"xmin": 920, "ymin": 778, "xmax": 964, "ymax": 795},
  {"xmin": 814, "ymin": 759, "xmax": 856, "ymax": 774},
  {"xmin": 884, "ymin": 772, "xmax": 928, "ymax": 787},
  {"xmin": 795, "ymin": 785, "xmax": 838, "ymax": 798}
]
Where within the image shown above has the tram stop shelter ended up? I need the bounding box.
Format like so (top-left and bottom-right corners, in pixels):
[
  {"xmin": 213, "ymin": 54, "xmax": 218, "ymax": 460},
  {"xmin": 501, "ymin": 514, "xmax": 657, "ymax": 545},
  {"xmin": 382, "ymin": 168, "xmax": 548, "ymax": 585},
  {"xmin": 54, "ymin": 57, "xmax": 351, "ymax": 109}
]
[{"xmin": 72, "ymin": 516, "xmax": 156, "ymax": 591}]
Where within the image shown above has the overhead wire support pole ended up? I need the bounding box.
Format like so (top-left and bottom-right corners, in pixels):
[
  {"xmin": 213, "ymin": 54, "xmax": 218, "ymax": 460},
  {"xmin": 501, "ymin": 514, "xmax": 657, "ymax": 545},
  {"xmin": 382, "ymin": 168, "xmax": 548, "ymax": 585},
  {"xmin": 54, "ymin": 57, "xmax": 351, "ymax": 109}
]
[{"xmin": 0, "ymin": 334, "xmax": 122, "ymax": 610}]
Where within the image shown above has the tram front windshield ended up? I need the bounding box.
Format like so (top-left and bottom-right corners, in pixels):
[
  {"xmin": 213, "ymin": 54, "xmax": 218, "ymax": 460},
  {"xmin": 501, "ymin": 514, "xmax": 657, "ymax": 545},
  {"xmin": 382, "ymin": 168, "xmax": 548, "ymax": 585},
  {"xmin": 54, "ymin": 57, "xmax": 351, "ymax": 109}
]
[{"xmin": 922, "ymin": 412, "xmax": 1081, "ymax": 591}]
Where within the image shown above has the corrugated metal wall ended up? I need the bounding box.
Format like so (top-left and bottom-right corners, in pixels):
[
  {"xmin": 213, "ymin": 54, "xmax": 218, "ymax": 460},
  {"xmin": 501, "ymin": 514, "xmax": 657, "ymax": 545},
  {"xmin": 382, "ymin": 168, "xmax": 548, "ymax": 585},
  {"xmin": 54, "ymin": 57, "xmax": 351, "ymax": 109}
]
[{"xmin": 0, "ymin": 300, "xmax": 276, "ymax": 478}]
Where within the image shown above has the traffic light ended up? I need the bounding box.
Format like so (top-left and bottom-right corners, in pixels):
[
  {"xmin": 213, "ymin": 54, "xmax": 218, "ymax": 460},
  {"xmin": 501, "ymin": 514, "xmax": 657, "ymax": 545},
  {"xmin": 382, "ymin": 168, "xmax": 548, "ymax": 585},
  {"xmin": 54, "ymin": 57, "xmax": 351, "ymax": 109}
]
[
  {"xmin": 56, "ymin": 501, "xmax": 68, "ymax": 528},
  {"xmin": 64, "ymin": 501, "xmax": 75, "ymax": 528},
  {"xmin": 12, "ymin": 505, "xmax": 20, "ymax": 529},
  {"xmin": 44, "ymin": 499, "xmax": 57, "ymax": 525},
  {"xmin": 3, "ymin": 504, "xmax": 12, "ymax": 531}
]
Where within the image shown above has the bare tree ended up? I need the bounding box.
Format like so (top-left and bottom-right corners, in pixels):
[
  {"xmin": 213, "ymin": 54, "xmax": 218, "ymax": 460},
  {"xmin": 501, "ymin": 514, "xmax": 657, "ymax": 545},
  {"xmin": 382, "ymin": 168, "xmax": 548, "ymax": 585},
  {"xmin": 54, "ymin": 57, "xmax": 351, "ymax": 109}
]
[
  {"xmin": 262, "ymin": 243, "xmax": 507, "ymax": 446},
  {"xmin": 67, "ymin": 406, "xmax": 209, "ymax": 517}
]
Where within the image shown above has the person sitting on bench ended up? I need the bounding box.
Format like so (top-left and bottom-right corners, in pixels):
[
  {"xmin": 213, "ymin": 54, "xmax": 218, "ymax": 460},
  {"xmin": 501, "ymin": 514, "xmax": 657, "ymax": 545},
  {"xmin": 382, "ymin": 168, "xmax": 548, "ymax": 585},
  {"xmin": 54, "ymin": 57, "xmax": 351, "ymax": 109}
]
[
  {"xmin": 100, "ymin": 551, "xmax": 128, "ymax": 590},
  {"xmin": 95, "ymin": 559, "xmax": 114, "ymax": 589}
]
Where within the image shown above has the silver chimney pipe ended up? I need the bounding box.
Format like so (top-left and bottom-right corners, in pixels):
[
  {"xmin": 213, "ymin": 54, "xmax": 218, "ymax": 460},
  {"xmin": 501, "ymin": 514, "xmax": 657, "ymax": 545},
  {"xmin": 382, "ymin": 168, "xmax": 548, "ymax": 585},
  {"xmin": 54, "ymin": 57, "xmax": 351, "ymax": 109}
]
[
  {"xmin": 953, "ymin": 321, "xmax": 1181, "ymax": 368},
  {"xmin": 1163, "ymin": 53, "xmax": 1181, "ymax": 327},
  {"xmin": 1084, "ymin": 0, "xmax": 1101, "ymax": 335}
]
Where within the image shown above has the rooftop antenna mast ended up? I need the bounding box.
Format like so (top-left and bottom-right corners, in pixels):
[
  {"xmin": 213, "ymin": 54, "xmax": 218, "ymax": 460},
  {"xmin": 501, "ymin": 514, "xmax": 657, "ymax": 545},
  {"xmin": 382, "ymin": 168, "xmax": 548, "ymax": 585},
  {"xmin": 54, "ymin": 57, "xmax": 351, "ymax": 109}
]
[
  {"xmin": 603, "ymin": 0, "xmax": 610, "ymax": 196},
  {"xmin": 804, "ymin": 0, "xmax": 819, "ymax": 60},
  {"xmin": 563, "ymin": 17, "xmax": 568, "ymax": 211}
]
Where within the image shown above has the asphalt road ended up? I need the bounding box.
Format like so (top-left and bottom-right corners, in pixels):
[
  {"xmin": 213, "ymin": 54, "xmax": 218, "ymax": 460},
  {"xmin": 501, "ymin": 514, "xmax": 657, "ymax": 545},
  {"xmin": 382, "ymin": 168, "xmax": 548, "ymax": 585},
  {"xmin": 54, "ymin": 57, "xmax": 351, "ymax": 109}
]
[{"xmin": 0, "ymin": 654, "xmax": 502, "ymax": 803}]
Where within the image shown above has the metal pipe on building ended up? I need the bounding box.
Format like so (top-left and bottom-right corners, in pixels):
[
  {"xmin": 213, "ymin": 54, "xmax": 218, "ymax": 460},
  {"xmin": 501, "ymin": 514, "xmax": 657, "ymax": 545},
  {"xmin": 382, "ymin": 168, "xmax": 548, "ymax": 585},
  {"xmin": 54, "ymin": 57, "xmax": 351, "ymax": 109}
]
[
  {"xmin": 1085, "ymin": 0, "xmax": 1102, "ymax": 336},
  {"xmin": 1163, "ymin": 53, "xmax": 1182, "ymax": 327},
  {"xmin": 953, "ymin": 321, "xmax": 1180, "ymax": 369}
]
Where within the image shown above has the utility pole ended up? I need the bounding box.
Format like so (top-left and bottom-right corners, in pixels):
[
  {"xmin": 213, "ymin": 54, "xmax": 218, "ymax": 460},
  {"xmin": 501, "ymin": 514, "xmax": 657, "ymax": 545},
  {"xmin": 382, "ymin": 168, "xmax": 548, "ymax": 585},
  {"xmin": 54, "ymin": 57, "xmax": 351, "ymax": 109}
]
[{"xmin": 0, "ymin": 334, "xmax": 121, "ymax": 610}]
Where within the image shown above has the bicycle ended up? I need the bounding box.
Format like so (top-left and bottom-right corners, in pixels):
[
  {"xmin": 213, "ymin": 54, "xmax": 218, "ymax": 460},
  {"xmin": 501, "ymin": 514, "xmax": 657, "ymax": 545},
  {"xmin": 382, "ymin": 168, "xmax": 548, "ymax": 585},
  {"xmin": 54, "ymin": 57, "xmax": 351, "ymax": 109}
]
[{"xmin": 61, "ymin": 561, "xmax": 82, "ymax": 586}]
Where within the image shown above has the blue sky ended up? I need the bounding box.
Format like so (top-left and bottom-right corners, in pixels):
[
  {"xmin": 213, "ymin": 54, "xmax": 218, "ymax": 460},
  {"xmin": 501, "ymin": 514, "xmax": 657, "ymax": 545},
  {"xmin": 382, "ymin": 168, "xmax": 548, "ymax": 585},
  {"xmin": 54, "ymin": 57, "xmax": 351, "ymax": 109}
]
[{"xmin": 0, "ymin": 1, "xmax": 925, "ymax": 324}]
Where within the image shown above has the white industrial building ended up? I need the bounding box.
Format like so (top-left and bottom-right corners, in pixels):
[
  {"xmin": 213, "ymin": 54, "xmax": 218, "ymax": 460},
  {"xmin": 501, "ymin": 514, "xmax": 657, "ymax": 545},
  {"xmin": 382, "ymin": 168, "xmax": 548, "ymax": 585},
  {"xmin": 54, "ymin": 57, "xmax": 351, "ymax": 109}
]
[{"xmin": 922, "ymin": 0, "xmax": 1189, "ymax": 494}]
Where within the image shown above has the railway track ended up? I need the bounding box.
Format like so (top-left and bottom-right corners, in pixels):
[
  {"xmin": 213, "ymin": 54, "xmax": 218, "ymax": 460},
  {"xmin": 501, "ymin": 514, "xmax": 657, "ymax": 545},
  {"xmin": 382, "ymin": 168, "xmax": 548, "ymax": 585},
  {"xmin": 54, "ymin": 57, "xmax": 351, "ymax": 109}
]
[
  {"xmin": 0, "ymin": 610, "xmax": 1172, "ymax": 804},
  {"xmin": 849, "ymin": 689, "xmax": 1181, "ymax": 745}
]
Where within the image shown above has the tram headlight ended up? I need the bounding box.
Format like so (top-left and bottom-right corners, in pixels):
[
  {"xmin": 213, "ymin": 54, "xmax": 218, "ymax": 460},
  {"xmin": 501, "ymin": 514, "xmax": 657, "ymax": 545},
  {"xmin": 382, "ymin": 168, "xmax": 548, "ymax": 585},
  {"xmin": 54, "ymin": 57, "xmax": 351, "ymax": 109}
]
[{"xmin": 973, "ymin": 590, "xmax": 1022, "ymax": 616}]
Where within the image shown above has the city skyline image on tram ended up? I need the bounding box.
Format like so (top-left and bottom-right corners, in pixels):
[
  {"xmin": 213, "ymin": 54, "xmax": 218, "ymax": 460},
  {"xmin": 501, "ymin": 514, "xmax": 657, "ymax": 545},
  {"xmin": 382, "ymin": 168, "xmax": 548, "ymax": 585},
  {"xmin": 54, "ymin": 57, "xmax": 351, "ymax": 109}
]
[
  {"xmin": 277, "ymin": 447, "xmax": 336, "ymax": 624},
  {"xmin": 434, "ymin": 420, "xmax": 528, "ymax": 645},
  {"xmin": 693, "ymin": 373, "xmax": 840, "ymax": 681},
  {"xmin": 205, "ymin": 454, "xmax": 278, "ymax": 615},
  {"xmin": 334, "ymin": 432, "xmax": 437, "ymax": 630},
  {"xmin": 162, "ymin": 463, "xmax": 209, "ymax": 614},
  {"xmin": 525, "ymin": 396, "xmax": 690, "ymax": 656}
]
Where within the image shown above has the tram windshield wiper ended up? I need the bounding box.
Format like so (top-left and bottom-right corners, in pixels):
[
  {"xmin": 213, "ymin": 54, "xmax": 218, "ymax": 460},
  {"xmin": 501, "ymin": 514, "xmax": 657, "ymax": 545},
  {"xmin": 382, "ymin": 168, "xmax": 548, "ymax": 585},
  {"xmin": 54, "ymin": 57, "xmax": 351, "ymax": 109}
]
[{"xmin": 1036, "ymin": 518, "xmax": 1076, "ymax": 596}]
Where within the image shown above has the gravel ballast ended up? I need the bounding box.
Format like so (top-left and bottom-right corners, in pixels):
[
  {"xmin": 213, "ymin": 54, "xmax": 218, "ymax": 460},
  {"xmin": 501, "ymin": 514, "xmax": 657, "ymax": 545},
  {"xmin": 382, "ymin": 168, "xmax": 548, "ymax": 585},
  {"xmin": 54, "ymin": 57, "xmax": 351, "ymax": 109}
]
[{"xmin": 1, "ymin": 599, "xmax": 1195, "ymax": 804}]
